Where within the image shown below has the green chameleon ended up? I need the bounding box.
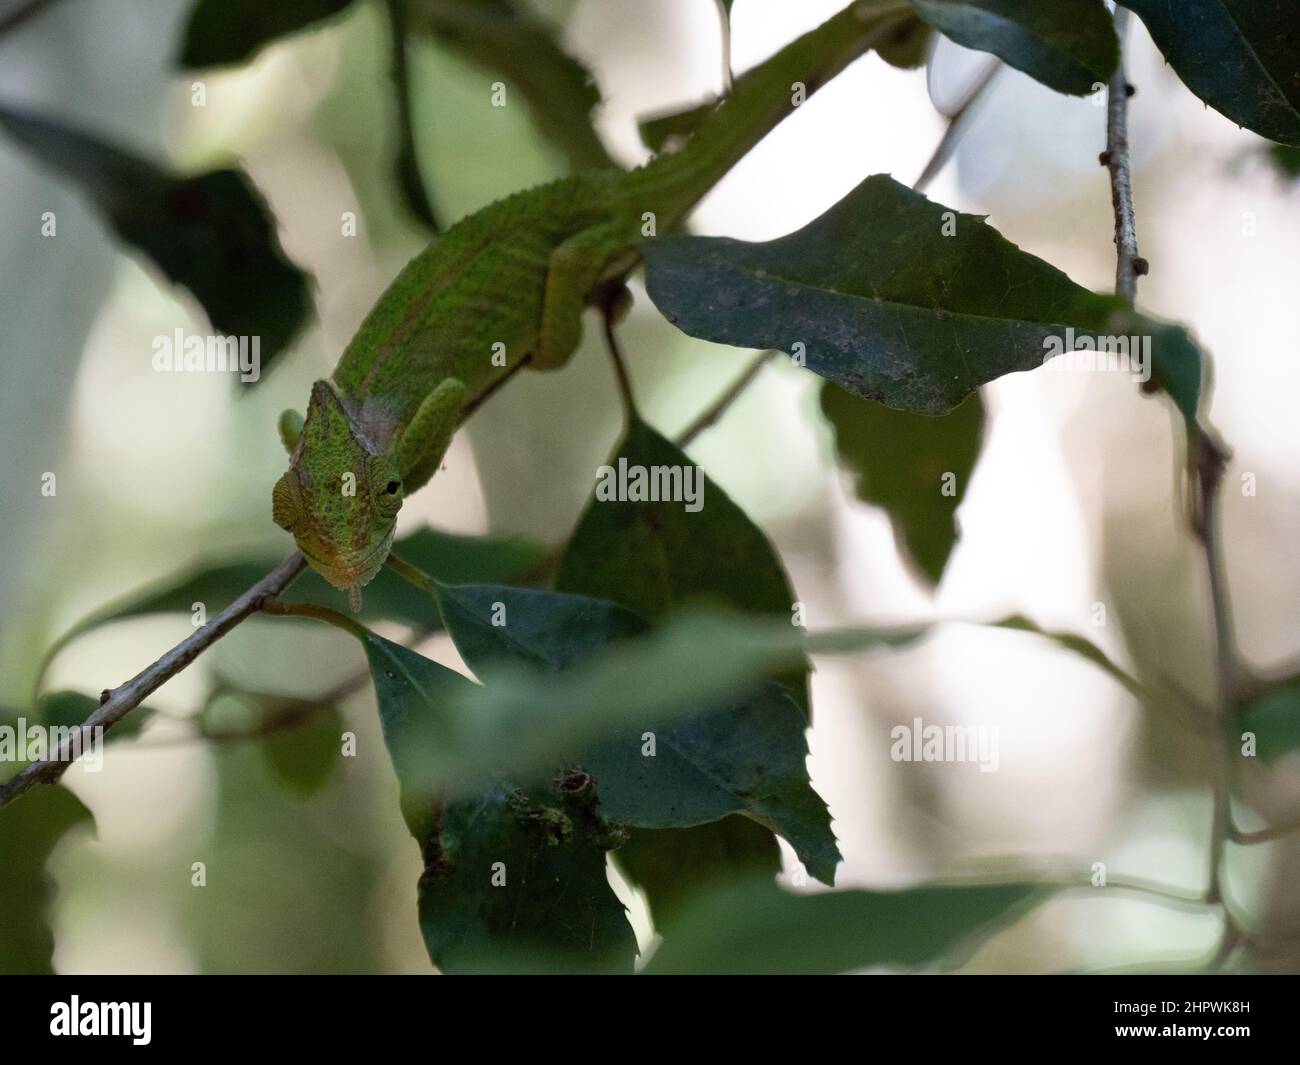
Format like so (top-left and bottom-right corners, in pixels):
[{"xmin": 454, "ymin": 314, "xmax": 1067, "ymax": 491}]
[{"xmin": 272, "ymin": 0, "xmax": 911, "ymax": 610}]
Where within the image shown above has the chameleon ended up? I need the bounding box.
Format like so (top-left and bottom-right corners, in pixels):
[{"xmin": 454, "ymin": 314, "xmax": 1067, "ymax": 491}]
[{"xmin": 272, "ymin": 0, "xmax": 913, "ymax": 610}]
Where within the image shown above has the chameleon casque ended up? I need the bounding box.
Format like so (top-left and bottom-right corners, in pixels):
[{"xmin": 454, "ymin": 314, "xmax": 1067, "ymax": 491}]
[{"xmin": 272, "ymin": 0, "xmax": 911, "ymax": 609}]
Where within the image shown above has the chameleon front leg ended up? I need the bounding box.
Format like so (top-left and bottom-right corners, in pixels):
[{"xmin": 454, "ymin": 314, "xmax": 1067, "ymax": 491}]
[
  {"xmin": 397, "ymin": 376, "xmax": 467, "ymax": 492},
  {"xmin": 278, "ymin": 409, "xmax": 304, "ymax": 453},
  {"xmin": 533, "ymin": 218, "xmax": 632, "ymax": 370}
]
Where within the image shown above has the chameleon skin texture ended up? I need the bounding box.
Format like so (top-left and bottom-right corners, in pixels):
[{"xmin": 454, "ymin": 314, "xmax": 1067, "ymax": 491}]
[{"xmin": 275, "ymin": 0, "xmax": 909, "ymax": 603}]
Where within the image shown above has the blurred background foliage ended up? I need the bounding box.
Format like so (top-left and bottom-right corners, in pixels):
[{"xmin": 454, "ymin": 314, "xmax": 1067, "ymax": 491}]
[{"xmin": 1, "ymin": 0, "xmax": 1298, "ymax": 973}]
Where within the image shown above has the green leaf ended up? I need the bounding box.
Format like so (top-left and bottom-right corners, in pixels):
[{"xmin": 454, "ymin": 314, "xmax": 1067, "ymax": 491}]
[
  {"xmin": 260, "ymin": 702, "xmax": 345, "ymax": 798},
  {"xmin": 39, "ymin": 528, "xmax": 547, "ymax": 679},
  {"xmin": 1119, "ymin": 0, "xmax": 1300, "ymax": 146},
  {"xmin": 1239, "ymin": 678, "xmax": 1300, "ymax": 762},
  {"xmin": 1267, "ymin": 142, "xmax": 1300, "ymax": 181},
  {"xmin": 643, "ymin": 174, "xmax": 1203, "ymax": 424},
  {"xmin": 557, "ymin": 416, "xmax": 808, "ymax": 713},
  {"xmin": 912, "ymin": 1, "xmax": 1117, "ymax": 96},
  {"xmin": 435, "ymin": 609, "xmax": 923, "ymax": 790},
  {"xmin": 418, "ymin": 0, "xmax": 614, "ymax": 172},
  {"xmin": 0, "ymin": 107, "xmax": 311, "ymax": 372},
  {"xmin": 644, "ymin": 877, "xmax": 1048, "ymax": 974},
  {"xmin": 417, "ymin": 776, "xmax": 635, "ymax": 973},
  {"xmin": 583, "ymin": 683, "xmax": 840, "ymax": 884},
  {"xmin": 821, "ymin": 385, "xmax": 985, "ymax": 585},
  {"xmin": 432, "ymin": 583, "xmax": 838, "ymax": 883},
  {"xmin": 639, "ymin": 98, "xmax": 718, "ymax": 155},
  {"xmin": 179, "ymin": 0, "xmax": 357, "ymax": 67},
  {"xmin": 0, "ymin": 784, "xmax": 93, "ymax": 974},
  {"xmin": 357, "ymin": 603, "xmax": 919, "ymax": 800},
  {"xmin": 433, "ymin": 582, "xmax": 646, "ymax": 673},
  {"xmin": 555, "ymin": 415, "xmax": 812, "ymax": 901},
  {"xmin": 615, "ymin": 816, "xmax": 779, "ymax": 925},
  {"xmin": 37, "ymin": 691, "xmax": 153, "ymax": 743},
  {"xmin": 360, "ymin": 631, "xmax": 634, "ymax": 972}
]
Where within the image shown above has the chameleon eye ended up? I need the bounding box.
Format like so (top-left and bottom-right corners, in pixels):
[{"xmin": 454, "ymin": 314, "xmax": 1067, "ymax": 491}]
[
  {"xmin": 385, "ymin": 481, "xmax": 401, "ymax": 495},
  {"xmin": 271, "ymin": 473, "xmax": 303, "ymax": 531}
]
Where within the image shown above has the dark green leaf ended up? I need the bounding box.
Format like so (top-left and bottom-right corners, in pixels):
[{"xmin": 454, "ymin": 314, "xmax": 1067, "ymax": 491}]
[
  {"xmin": 357, "ymin": 603, "xmax": 918, "ymax": 798},
  {"xmin": 644, "ymin": 877, "xmax": 1049, "ymax": 974},
  {"xmin": 417, "ymin": 776, "xmax": 635, "ymax": 973},
  {"xmin": 1119, "ymin": 0, "xmax": 1300, "ymax": 146},
  {"xmin": 0, "ymin": 785, "xmax": 93, "ymax": 974},
  {"xmin": 912, "ymin": 1, "xmax": 1117, "ymax": 96},
  {"xmin": 639, "ymin": 98, "xmax": 718, "ymax": 155},
  {"xmin": 0, "ymin": 107, "xmax": 311, "ymax": 371},
  {"xmin": 643, "ymin": 174, "xmax": 1203, "ymax": 424},
  {"xmin": 418, "ymin": 0, "xmax": 614, "ymax": 171},
  {"xmin": 583, "ymin": 683, "xmax": 840, "ymax": 884},
  {"xmin": 37, "ymin": 691, "xmax": 153, "ymax": 743},
  {"xmin": 615, "ymin": 816, "xmax": 779, "ymax": 925},
  {"xmin": 179, "ymin": 0, "xmax": 357, "ymax": 68},
  {"xmin": 1267, "ymin": 143, "xmax": 1300, "ymax": 180},
  {"xmin": 555, "ymin": 413, "xmax": 809, "ymax": 916},
  {"xmin": 361, "ymin": 631, "xmax": 469, "ymax": 840},
  {"xmin": 437, "ymin": 610, "xmax": 923, "ymax": 789},
  {"xmin": 557, "ymin": 416, "xmax": 808, "ymax": 713},
  {"xmin": 432, "ymin": 583, "xmax": 838, "ymax": 883},
  {"xmin": 433, "ymin": 582, "xmax": 646, "ymax": 673},
  {"xmin": 260, "ymin": 703, "xmax": 345, "ymax": 797},
  {"xmin": 1239, "ymin": 678, "xmax": 1300, "ymax": 762},
  {"xmin": 361, "ymin": 631, "xmax": 634, "ymax": 972},
  {"xmin": 821, "ymin": 385, "xmax": 984, "ymax": 585}
]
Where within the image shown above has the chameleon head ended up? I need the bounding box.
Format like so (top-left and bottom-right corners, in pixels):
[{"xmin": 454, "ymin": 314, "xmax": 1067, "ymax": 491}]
[{"xmin": 272, "ymin": 381, "xmax": 404, "ymax": 609}]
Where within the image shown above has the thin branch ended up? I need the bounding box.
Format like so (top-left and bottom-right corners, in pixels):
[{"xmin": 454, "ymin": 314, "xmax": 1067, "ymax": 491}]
[
  {"xmin": 384, "ymin": 0, "xmax": 439, "ymax": 231},
  {"xmin": 914, "ymin": 58, "xmax": 1000, "ymax": 193},
  {"xmin": 1231, "ymin": 810, "xmax": 1300, "ymax": 845},
  {"xmin": 0, "ymin": 553, "xmax": 306, "ymax": 810},
  {"xmin": 262, "ymin": 599, "xmax": 369, "ymax": 639},
  {"xmin": 1102, "ymin": 8, "xmax": 1147, "ymax": 301},
  {"xmin": 601, "ymin": 296, "xmax": 638, "ymax": 420},
  {"xmin": 385, "ymin": 552, "xmax": 437, "ymax": 593},
  {"xmin": 1103, "ymin": 8, "xmax": 1241, "ymax": 958},
  {"xmin": 676, "ymin": 348, "xmax": 777, "ymax": 448}
]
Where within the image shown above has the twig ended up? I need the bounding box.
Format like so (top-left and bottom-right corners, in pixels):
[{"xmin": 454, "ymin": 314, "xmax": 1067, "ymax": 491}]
[
  {"xmin": 0, "ymin": 553, "xmax": 306, "ymax": 810},
  {"xmin": 1103, "ymin": 8, "xmax": 1241, "ymax": 958},
  {"xmin": 676, "ymin": 349, "xmax": 777, "ymax": 448},
  {"xmin": 601, "ymin": 296, "xmax": 638, "ymax": 419},
  {"xmin": 914, "ymin": 58, "xmax": 999, "ymax": 193},
  {"xmin": 384, "ymin": 0, "xmax": 439, "ymax": 231},
  {"xmin": 385, "ymin": 552, "xmax": 437, "ymax": 593},
  {"xmin": 1231, "ymin": 810, "xmax": 1300, "ymax": 845},
  {"xmin": 262, "ymin": 599, "xmax": 368, "ymax": 638},
  {"xmin": 1102, "ymin": 8, "xmax": 1147, "ymax": 301}
]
